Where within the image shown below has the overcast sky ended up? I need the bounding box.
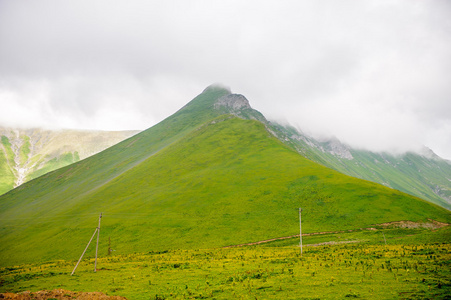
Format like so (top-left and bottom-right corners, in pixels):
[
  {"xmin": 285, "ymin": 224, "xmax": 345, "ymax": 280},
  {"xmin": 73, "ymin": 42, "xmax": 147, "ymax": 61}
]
[{"xmin": 1, "ymin": 0, "xmax": 450, "ymax": 159}]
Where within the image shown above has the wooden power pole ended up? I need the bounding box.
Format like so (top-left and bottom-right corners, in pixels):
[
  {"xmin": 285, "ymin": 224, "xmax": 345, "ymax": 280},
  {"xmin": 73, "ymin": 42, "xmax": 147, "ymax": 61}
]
[
  {"xmin": 71, "ymin": 213, "xmax": 102, "ymax": 276},
  {"xmin": 94, "ymin": 213, "xmax": 102, "ymax": 272}
]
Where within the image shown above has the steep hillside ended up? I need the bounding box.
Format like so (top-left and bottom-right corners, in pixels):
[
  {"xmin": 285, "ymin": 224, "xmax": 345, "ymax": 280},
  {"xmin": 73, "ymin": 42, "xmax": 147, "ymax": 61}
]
[
  {"xmin": 0, "ymin": 128, "xmax": 138, "ymax": 195},
  {"xmin": 0, "ymin": 85, "xmax": 449, "ymax": 267},
  {"xmin": 270, "ymin": 124, "xmax": 451, "ymax": 210}
]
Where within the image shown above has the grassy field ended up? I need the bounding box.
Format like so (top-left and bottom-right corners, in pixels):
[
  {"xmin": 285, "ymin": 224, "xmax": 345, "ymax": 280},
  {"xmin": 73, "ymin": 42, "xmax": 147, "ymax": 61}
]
[{"xmin": 1, "ymin": 227, "xmax": 450, "ymax": 299}]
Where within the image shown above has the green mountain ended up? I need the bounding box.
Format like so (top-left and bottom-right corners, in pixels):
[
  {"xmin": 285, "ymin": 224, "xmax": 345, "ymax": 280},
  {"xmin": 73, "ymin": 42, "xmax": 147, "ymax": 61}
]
[
  {"xmin": 1, "ymin": 85, "xmax": 449, "ymax": 267},
  {"xmin": 0, "ymin": 127, "xmax": 138, "ymax": 195},
  {"xmin": 270, "ymin": 124, "xmax": 451, "ymax": 210}
]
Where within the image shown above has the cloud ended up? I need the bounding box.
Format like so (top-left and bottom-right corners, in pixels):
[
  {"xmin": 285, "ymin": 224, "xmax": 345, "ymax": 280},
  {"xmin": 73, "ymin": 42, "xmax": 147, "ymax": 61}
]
[{"xmin": 0, "ymin": 0, "xmax": 450, "ymax": 159}]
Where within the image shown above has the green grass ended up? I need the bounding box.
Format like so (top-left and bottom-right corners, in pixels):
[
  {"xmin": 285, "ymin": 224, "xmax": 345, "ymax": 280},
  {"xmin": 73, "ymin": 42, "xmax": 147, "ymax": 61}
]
[
  {"xmin": 28, "ymin": 152, "xmax": 80, "ymax": 181},
  {"xmin": 1, "ymin": 229, "xmax": 450, "ymax": 299}
]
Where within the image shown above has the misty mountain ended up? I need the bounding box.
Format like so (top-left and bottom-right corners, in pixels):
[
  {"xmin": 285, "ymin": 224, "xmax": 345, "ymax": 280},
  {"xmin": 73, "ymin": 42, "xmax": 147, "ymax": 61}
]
[
  {"xmin": 0, "ymin": 127, "xmax": 138, "ymax": 195},
  {"xmin": 1, "ymin": 85, "xmax": 449, "ymax": 267}
]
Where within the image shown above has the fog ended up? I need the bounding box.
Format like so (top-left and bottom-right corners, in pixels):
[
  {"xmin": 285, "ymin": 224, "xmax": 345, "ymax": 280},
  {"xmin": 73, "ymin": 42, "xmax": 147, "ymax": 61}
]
[{"xmin": 1, "ymin": 0, "xmax": 450, "ymax": 159}]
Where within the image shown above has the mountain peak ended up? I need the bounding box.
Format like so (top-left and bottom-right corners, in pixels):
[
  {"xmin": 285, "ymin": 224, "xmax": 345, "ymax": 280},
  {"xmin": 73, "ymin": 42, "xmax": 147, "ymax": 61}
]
[
  {"xmin": 213, "ymin": 92, "xmax": 267, "ymax": 123},
  {"xmin": 202, "ymin": 83, "xmax": 231, "ymax": 94}
]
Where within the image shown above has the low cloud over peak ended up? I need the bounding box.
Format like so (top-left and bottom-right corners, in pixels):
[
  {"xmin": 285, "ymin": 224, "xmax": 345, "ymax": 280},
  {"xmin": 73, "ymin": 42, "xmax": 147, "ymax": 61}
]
[{"xmin": 1, "ymin": 0, "xmax": 450, "ymax": 160}]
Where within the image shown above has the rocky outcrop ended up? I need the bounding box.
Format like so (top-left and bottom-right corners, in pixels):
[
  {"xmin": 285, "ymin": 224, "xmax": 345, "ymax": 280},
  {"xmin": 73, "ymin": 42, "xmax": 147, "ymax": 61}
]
[
  {"xmin": 213, "ymin": 93, "xmax": 267, "ymax": 124},
  {"xmin": 321, "ymin": 138, "xmax": 354, "ymax": 160},
  {"xmin": 214, "ymin": 94, "xmax": 251, "ymax": 111}
]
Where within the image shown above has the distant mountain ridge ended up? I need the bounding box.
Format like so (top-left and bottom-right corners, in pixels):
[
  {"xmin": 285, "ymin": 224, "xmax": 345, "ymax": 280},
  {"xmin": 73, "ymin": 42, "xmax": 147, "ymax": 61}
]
[
  {"xmin": 267, "ymin": 123, "xmax": 451, "ymax": 210},
  {"xmin": 0, "ymin": 127, "xmax": 138, "ymax": 195}
]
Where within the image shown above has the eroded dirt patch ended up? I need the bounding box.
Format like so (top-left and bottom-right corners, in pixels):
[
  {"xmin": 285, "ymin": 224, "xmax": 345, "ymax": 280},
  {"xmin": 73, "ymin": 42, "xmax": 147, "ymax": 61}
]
[
  {"xmin": 376, "ymin": 219, "xmax": 449, "ymax": 229},
  {"xmin": 224, "ymin": 219, "xmax": 449, "ymax": 248}
]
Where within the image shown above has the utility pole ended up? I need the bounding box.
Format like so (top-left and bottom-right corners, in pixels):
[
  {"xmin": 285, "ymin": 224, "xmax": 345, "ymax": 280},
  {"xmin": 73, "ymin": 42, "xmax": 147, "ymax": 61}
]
[
  {"xmin": 71, "ymin": 213, "xmax": 102, "ymax": 276},
  {"xmin": 299, "ymin": 207, "xmax": 303, "ymax": 256},
  {"xmin": 71, "ymin": 227, "xmax": 98, "ymax": 276},
  {"xmin": 94, "ymin": 213, "xmax": 102, "ymax": 272}
]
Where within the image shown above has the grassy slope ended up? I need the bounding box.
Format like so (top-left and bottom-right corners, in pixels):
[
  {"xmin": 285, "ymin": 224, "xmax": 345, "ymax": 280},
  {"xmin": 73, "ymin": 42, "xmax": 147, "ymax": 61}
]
[
  {"xmin": 0, "ymin": 87, "xmax": 450, "ymax": 267},
  {"xmin": 271, "ymin": 124, "xmax": 451, "ymax": 209},
  {"xmin": 27, "ymin": 152, "xmax": 80, "ymax": 180},
  {"xmin": 0, "ymin": 86, "xmax": 231, "ymax": 266},
  {"xmin": 315, "ymin": 150, "xmax": 451, "ymax": 210}
]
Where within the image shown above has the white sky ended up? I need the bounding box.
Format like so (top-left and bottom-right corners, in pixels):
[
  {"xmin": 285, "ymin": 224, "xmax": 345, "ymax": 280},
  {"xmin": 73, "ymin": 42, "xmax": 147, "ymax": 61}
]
[{"xmin": 1, "ymin": 0, "xmax": 450, "ymax": 159}]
